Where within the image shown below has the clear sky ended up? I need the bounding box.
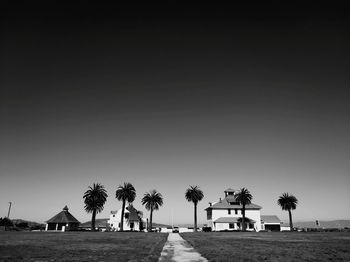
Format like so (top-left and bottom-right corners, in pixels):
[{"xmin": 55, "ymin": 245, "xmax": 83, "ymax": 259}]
[{"xmin": 1, "ymin": 3, "xmax": 349, "ymax": 225}]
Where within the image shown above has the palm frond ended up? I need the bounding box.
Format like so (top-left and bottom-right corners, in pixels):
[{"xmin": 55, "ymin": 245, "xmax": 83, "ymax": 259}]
[
  {"xmin": 116, "ymin": 182, "xmax": 136, "ymax": 203},
  {"xmin": 141, "ymin": 189, "xmax": 164, "ymax": 211},
  {"xmin": 185, "ymin": 185, "xmax": 204, "ymax": 204},
  {"xmin": 83, "ymin": 183, "xmax": 108, "ymax": 214},
  {"xmin": 278, "ymin": 192, "xmax": 298, "ymax": 211},
  {"xmin": 234, "ymin": 187, "xmax": 252, "ymax": 206}
]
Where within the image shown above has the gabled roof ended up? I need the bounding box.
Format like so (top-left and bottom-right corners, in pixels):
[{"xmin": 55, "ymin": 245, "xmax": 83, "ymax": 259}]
[
  {"xmin": 46, "ymin": 206, "xmax": 80, "ymax": 224},
  {"xmin": 261, "ymin": 215, "xmax": 281, "ymax": 224},
  {"xmin": 205, "ymin": 189, "xmax": 262, "ymax": 210},
  {"xmin": 206, "ymin": 200, "xmax": 262, "ymax": 210},
  {"xmin": 225, "ymin": 195, "xmax": 238, "ymax": 202}
]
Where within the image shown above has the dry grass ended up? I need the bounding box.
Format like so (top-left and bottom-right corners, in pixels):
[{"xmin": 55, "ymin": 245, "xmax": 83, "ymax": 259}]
[
  {"xmin": 181, "ymin": 231, "xmax": 350, "ymax": 262},
  {"xmin": 0, "ymin": 231, "xmax": 168, "ymax": 262}
]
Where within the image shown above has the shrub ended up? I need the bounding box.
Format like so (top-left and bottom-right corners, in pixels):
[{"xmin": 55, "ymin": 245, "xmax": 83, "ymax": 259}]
[{"xmin": 0, "ymin": 217, "xmax": 13, "ymax": 227}]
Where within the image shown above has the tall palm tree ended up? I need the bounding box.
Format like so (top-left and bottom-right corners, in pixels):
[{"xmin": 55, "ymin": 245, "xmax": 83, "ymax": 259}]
[
  {"xmin": 235, "ymin": 187, "xmax": 252, "ymax": 231},
  {"xmin": 83, "ymin": 183, "xmax": 108, "ymax": 231},
  {"xmin": 115, "ymin": 182, "xmax": 136, "ymax": 231},
  {"xmin": 141, "ymin": 190, "xmax": 163, "ymax": 232},
  {"xmin": 278, "ymin": 193, "xmax": 298, "ymax": 231},
  {"xmin": 185, "ymin": 185, "xmax": 204, "ymax": 232}
]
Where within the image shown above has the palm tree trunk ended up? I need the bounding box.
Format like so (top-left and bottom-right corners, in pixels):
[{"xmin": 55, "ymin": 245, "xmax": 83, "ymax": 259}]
[
  {"xmin": 242, "ymin": 204, "xmax": 246, "ymax": 231},
  {"xmin": 288, "ymin": 209, "xmax": 293, "ymax": 231},
  {"xmin": 149, "ymin": 207, "xmax": 153, "ymax": 232},
  {"xmin": 194, "ymin": 202, "xmax": 198, "ymax": 232},
  {"xmin": 120, "ymin": 200, "xmax": 126, "ymax": 231},
  {"xmin": 91, "ymin": 209, "xmax": 97, "ymax": 231}
]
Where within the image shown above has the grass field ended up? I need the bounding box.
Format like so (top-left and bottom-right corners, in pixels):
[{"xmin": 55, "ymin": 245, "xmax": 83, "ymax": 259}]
[
  {"xmin": 0, "ymin": 231, "xmax": 168, "ymax": 262},
  {"xmin": 181, "ymin": 231, "xmax": 350, "ymax": 262}
]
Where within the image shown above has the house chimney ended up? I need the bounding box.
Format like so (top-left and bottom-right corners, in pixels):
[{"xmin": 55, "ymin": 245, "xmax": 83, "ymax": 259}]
[
  {"xmin": 219, "ymin": 198, "xmax": 222, "ymax": 203},
  {"xmin": 209, "ymin": 202, "xmax": 212, "ymax": 206}
]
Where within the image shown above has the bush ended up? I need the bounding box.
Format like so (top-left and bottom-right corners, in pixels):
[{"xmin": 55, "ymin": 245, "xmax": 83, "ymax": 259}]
[
  {"xmin": 0, "ymin": 217, "xmax": 13, "ymax": 227},
  {"xmin": 202, "ymin": 226, "xmax": 212, "ymax": 232},
  {"xmin": 16, "ymin": 222, "xmax": 29, "ymax": 229},
  {"xmin": 30, "ymin": 224, "xmax": 45, "ymax": 231}
]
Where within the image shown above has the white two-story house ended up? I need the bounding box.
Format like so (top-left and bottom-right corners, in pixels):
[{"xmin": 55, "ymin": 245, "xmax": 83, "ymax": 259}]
[
  {"xmin": 108, "ymin": 204, "xmax": 146, "ymax": 231},
  {"xmin": 205, "ymin": 188, "xmax": 262, "ymax": 231}
]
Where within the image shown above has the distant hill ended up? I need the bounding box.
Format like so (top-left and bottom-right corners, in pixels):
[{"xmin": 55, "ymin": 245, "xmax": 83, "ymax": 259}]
[
  {"xmin": 80, "ymin": 218, "xmax": 109, "ymax": 228},
  {"xmin": 293, "ymin": 220, "xmax": 350, "ymax": 229},
  {"xmin": 11, "ymin": 219, "xmax": 45, "ymax": 227}
]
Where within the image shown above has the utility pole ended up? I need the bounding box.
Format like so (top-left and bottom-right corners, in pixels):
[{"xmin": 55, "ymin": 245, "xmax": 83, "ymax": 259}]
[
  {"xmin": 7, "ymin": 202, "xmax": 12, "ymax": 218},
  {"xmin": 171, "ymin": 208, "xmax": 174, "ymax": 228}
]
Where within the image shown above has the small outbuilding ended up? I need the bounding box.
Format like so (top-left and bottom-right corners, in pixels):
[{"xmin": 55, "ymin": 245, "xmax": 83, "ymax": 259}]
[
  {"xmin": 45, "ymin": 205, "xmax": 80, "ymax": 231},
  {"xmin": 261, "ymin": 215, "xmax": 282, "ymax": 231}
]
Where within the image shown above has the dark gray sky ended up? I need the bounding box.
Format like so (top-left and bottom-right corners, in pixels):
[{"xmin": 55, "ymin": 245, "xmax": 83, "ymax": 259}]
[{"xmin": 1, "ymin": 3, "xmax": 349, "ymax": 224}]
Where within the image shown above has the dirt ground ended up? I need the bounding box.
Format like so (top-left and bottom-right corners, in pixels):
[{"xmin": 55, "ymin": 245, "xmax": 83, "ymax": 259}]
[
  {"xmin": 181, "ymin": 231, "xmax": 350, "ymax": 262},
  {"xmin": 0, "ymin": 231, "xmax": 168, "ymax": 262}
]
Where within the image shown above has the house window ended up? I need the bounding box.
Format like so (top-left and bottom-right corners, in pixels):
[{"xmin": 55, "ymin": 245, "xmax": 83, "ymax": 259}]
[
  {"xmin": 207, "ymin": 210, "xmax": 212, "ymax": 220},
  {"xmin": 229, "ymin": 223, "xmax": 235, "ymax": 229},
  {"xmin": 235, "ymin": 209, "xmax": 238, "ymax": 215},
  {"xmin": 113, "ymin": 215, "xmax": 115, "ymax": 217},
  {"xmin": 228, "ymin": 209, "xmax": 231, "ymax": 215},
  {"xmin": 125, "ymin": 213, "xmax": 129, "ymax": 219},
  {"xmin": 249, "ymin": 223, "xmax": 254, "ymax": 229},
  {"xmin": 111, "ymin": 224, "xmax": 113, "ymax": 227}
]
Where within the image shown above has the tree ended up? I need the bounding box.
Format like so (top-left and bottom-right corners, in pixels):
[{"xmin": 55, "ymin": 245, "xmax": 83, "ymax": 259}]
[
  {"xmin": 278, "ymin": 192, "xmax": 298, "ymax": 231},
  {"xmin": 185, "ymin": 185, "xmax": 204, "ymax": 232},
  {"xmin": 116, "ymin": 182, "xmax": 136, "ymax": 231},
  {"xmin": 83, "ymin": 183, "xmax": 108, "ymax": 231},
  {"xmin": 235, "ymin": 187, "xmax": 252, "ymax": 231},
  {"xmin": 141, "ymin": 190, "xmax": 163, "ymax": 232}
]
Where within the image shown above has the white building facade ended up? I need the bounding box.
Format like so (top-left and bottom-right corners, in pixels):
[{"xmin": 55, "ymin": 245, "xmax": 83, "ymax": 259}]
[
  {"xmin": 108, "ymin": 204, "xmax": 146, "ymax": 231},
  {"xmin": 205, "ymin": 188, "xmax": 262, "ymax": 231}
]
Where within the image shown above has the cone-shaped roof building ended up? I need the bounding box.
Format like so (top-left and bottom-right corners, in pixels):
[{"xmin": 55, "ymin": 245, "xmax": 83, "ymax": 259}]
[{"xmin": 46, "ymin": 205, "xmax": 80, "ymax": 224}]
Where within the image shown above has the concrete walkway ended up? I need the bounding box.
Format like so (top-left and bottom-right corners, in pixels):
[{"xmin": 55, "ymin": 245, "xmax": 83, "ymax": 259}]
[{"xmin": 158, "ymin": 233, "xmax": 208, "ymax": 262}]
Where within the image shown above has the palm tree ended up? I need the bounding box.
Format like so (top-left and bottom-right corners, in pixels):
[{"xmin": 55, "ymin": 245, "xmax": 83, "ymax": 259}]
[
  {"xmin": 185, "ymin": 185, "xmax": 204, "ymax": 232},
  {"xmin": 235, "ymin": 187, "xmax": 252, "ymax": 231},
  {"xmin": 141, "ymin": 190, "xmax": 163, "ymax": 232},
  {"xmin": 83, "ymin": 183, "xmax": 108, "ymax": 231},
  {"xmin": 278, "ymin": 192, "xmax": 298, "ymax": 231},
  {"xmin": 115, "ymin": 182, "xmax": 136, "ymax": 231}
]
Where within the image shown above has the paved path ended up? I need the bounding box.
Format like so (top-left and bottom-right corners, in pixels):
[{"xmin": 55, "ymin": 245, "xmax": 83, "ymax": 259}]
[{"xmin": 158, "ymin": 233, "xmax": 208, "ymax": 262}]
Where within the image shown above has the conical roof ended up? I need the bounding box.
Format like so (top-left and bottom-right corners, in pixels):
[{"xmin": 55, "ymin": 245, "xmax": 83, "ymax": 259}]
[{"xmin": 46, "ymin": 206, "xmax": 80, "ymax": 224}]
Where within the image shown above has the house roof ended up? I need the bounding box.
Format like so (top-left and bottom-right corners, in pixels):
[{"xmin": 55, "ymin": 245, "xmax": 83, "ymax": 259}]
[
  {"xmin": 205, "ymin": 199, "xmax": 262, "ymax": 210},
  {"xmin": 224, "ymin": 188, "xmax": 235, "ymax": 192},
  {"xmin": 261, "ymin": 215, "xmax": 281, "ymax": 224},
  {"xmin": 46, "ymin": 206, "xmax": 80, "ymax": 224},
  {"xmin": 214, "ymin": 217, "xmax": 256, "ymax": 223}
]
